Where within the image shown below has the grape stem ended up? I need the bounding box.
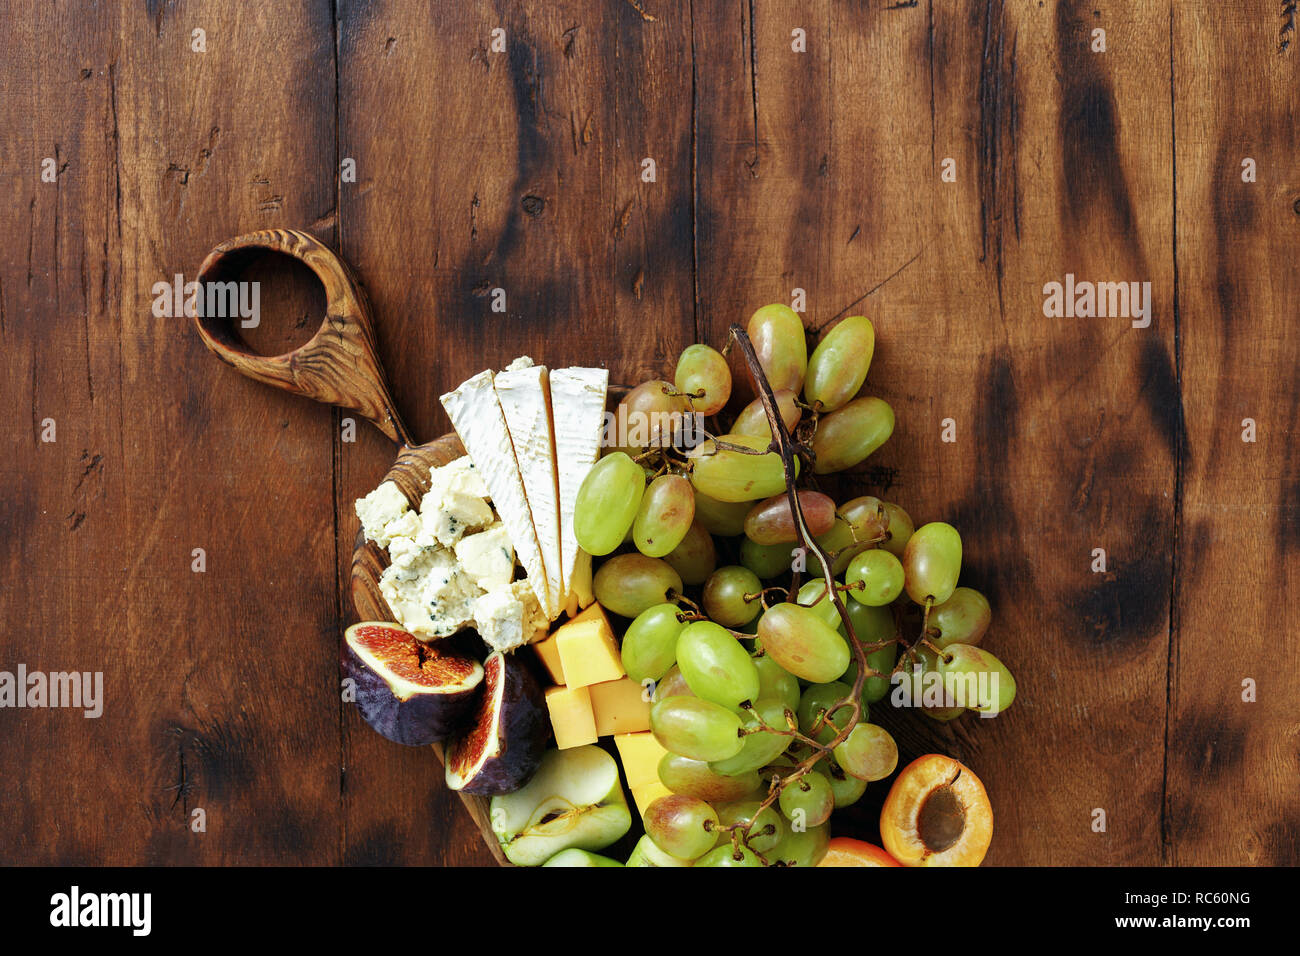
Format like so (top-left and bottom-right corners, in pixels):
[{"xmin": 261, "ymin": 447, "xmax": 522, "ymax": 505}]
[{"xmin": 723, "ymin": 324, "xmax": 877, "ymax": 849}]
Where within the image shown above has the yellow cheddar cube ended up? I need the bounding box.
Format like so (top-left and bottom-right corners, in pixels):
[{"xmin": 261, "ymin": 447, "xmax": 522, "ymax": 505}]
[
  {"xmin": 544, "ymin": 685, "xmax": 597, "ymax": 750},
  {"xmin": 589, "ymin": 677, "xmax": 651, "ymax": 736},
  {"xmin": 531, "ymin": 633, "xmax": 566, "ymax": 684},
  {"xmin": 631, "ymin": 780, "xmax": 674, "ymax": 819},
  {"xmin": 554, "ymin": 602, "xmax": 624, "ymax": 689},
  {"xmin": 614, "ymin": 731, "xmax": 669, "ymax": 790}
]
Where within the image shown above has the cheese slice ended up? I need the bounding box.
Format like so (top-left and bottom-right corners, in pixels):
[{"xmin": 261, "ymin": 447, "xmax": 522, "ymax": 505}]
[
  {"xmin": 549, "ymin": 367, "xmax": 609, "ymax": 608},
  {"xmin": 440, "ymin": 370, "xmax": 552, "ymax": 615},
  {"xmin": 495, "ymin": 363, "xmax": 564, "ymax": 619}
]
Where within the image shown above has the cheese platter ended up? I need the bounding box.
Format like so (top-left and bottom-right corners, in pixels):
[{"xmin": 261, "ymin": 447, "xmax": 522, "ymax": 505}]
[{"xmin": 196, "ymin": 229, "xmax": 1017, "ymax": 868}]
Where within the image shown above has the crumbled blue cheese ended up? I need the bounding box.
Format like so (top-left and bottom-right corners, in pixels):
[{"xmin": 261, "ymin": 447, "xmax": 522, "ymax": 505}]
[
  {"xmin": 363, "ymin": 456, "xmax": 547, "ymax": 647},
  {"xmin": 420, "ymin": 489, "xmax": 494, "ymax": 548},
  {"xmin": 473, "ymin": 579, "xmax": 548, "ymax": 653},
  {"xmin": 427, "ymin": 456, "xmax": 489, "ymax": 501},
  {"xmin": 454, "ymin": 522, "xmax": 515, "ymax": 592},
  {"xmin": 355, "ymin": 481, "xmax": 410, "ymax": 547},
  {"xmin": 420, "ymin": 557, "xmax": 481, "ymax": 638},
  {"xmin": 381, "ymin": 509, "xmax": 422, "ymax": 544}
]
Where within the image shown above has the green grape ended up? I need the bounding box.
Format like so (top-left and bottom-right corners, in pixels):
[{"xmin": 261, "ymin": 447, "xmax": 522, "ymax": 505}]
[
  {"xmin": 658, "ymin": 753, "xmax": 761, "ymax": 803},
  {"xmin": 592, "ymin": 553, "xmax": 683, "ymax": 618},
  {"xmin": 632, "ymin": 474, "xmax": 695, "ymax": 557},
  {"xmin": 674, "ymin": 344, "xmax": 732, "ymax": 417},
  {"xmin": 927, "ymin": 586, "xmax": 991, "ymax": 649},
  {"xmin": 845, "ymin": 548, "xmax": 906, "ymax": 606},
  {"xmin": 732, "ymin": 388, "xmax": 802, "ymax": 440},
  {"xmin": 615, "ymin": 380, "xmax": 691, "ymax": 450},
  {"xmin": 935, "ymin": 643, "xmax": 1016, "ymax": 715},
  {"xmin": 922, "ymin": 705, "xmax": 966, "ymax": 722},
  {"xmin": 833, "ymin": 723, "xmax": 898, "ymax": 782},
  {"xmin": 836, "ymin": 599, "xmax": 898, "ymax": 701},
  {"xmin": 815, "ymin": 759, "xmax": 869, "ymax": 808},
  {"xmin": 650, "ymin": 696, "xmax": 744, "ymax": 762},
  {"xmin": 688, "ymin": 433, "xmax": 798, "ymax": 503},
  {"xmin": 622, "ymin": 603, "xmax": 688, "ymax": 683},
  {"xmin": 777, "ymin": 771, "xmax": 835, "ymax": 828},
  {"xmin": 768, "ymin": 821, "xmax": 830, "ymax": 867},
  {"xmin": 804, "ymin": 315, "xmax": 875, "ymax": 412},
  {"xmin": 839, "ymin": 495, "xmax": 891, "ymax": 545},
  {"xmin": 573, "ymin": 452, "xmax": 645, "ymax": 556},
  {"xmin": 806, "ymin": 516, "xmax": 868, "ymax": 577},
  {"xmin": 895, "ymin": 645, "xmax": 968, "ymax": 718},
  {"xmin": 744, "ymin": 490, "xmax": 837, "ymax": 545},
  {"xmin": 879, "ymin": 501, "xmax": 915, "ymax": 559},
  {"xmin": 652, "ymin": 664, "xmax": 694, "ymax": 702},
  {"xmin": 643, "ymin": 794, "xmax": 719, "ymax": 861},
  {"xmin": 658, "ymin": 520, "xmax": 715, "ymax": 586},
  {"xmin": 811, "ymin": 396, "xmax": 895, "ymax": 474},
  {"xmin": 702, "ymin": 565, "xmax": 763, "ymax": 628},
  {"xmin": 753, "ymin": 655, "xmax": 801, "ymax": 711},
  {"xmin": 757, "ymin": 603, "xmax": 851, "ymax": 683},
  {"xmin": 796, "ymin": 579, "xmax": 842, "ymax": 630},
  {"xmin": 692, "ymin": 489, "xmax": 752, "ymax": 537},
  {"xmin": 746, "ymin": 303, "xmax": 808, "ymax": 393},
  {"xmin": 715, "ymin": 800, "xmax": 785, "ymax": 853},
  {"xmin": 676, "ymin": 621, "xmax": 761, "ymax": 711},
  {"xmin": 902, "ymin": 521, "xmax": 962, "ymax": 605},
  {"xmin": 709, "ymin": 698, "xmax": 790, "ymax": 776},
  {"xmin": 796, "ymin": 681, "xmax": 855, "ymax": 745},
  {"xmin": 741, "ymin": 538, "xmax": 795, "ymax": 579},
  {"xmin": 695, "ymin": 844, "xmax": 763, "ymax": 867}
]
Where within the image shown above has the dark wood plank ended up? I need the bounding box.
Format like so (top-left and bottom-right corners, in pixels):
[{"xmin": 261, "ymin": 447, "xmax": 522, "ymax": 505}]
[
  {"xmin": 1168, "ymin": 2, "xmax": 1300, "ymax": 865},
  {"xmin": 333, "ymin": 0, "xmax": 695, "ymax": 865},
  {"xmin": 696, "ymin": 0, "xmax": 1179, "ymax": 865},
  {"xmin": 0, "ymin": 1, "xmax": 342, "ymax": 863}
]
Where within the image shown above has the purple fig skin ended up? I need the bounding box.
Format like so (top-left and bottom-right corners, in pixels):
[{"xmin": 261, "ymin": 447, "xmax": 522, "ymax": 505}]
[
  {"xmin": 446, "ymin": 651, "xmax": 551, "ymax": 795},
  {"xmin": 342, "ymin": 643, "xmax": 484, "ymax": 747}
]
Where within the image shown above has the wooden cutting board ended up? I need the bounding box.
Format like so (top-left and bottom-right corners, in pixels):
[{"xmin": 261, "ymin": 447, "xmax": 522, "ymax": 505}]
[{"xmin": 194, "ymin": 227, "xmax": 510, "ymax": 866}]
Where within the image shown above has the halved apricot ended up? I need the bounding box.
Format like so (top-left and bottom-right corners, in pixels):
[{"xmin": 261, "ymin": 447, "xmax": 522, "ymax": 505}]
[
  {"xmin": 817, "ymin": 837, "xmax": 902, "ymax": 867},
  {"xmin": 879, "ymin": 754, "xmax": 992, "ymax": 866}
]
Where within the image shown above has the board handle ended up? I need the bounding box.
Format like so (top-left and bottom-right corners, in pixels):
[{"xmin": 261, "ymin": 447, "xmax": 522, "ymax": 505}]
[{"xmin": 193, "ymin": 228, "xmax": 414, "ymax": 447}]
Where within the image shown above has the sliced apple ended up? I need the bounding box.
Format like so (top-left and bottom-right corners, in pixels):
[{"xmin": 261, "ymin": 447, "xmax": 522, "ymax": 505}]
[
  {"xmin": 542, "ymin": 848, "xmax": 623, "ymax": 867},
  {"xmin": 488, "ymin": 745, "xmax": 632, "ymax": 866}
]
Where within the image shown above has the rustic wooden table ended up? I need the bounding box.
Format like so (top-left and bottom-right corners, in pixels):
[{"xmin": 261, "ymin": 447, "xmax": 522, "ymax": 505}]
[{"xmin": 1, "ymin": 1, "xmax": 1296, "ymax": 866}]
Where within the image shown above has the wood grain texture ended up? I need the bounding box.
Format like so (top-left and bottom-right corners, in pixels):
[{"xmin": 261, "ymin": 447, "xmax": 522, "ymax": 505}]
[
  {"xmin": 1, "ymin": 0, "xmax": 1296, "ymax": 867},
  {"xmin": 195, "ymin": 228, "xmax": 411, "ymax": 445},
  {"xmin": 0, "ymin": 1, "xmax": 343, "ymax": 864},
  {"xmin": 1168, "ymin": 2, "xmax": 1300, "ymax": 865}
]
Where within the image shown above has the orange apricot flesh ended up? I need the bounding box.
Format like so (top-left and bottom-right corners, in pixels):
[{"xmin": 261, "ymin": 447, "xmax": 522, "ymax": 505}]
[{"xmin": 879, "ymin": 754, "xmax": 993, "ymax": 866}]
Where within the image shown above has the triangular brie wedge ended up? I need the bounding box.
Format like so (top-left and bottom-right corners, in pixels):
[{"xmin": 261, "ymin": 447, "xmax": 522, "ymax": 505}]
[
  {"xmin": 440, "ymin": 370, "xmax": 553, "ymax": 616},
  {"xmin": 549, "ymin": 367, "xmax": 609, "ymax": 609},
  {"xmin": 495, "ymin": 363, "xmax": 564, "ymax": 620}
]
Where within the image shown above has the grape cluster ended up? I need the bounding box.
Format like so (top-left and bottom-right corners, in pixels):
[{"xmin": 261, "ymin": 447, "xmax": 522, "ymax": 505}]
[{"xmin": 572, "ymin": 304, "xmax": 1016, "ymax": 865}]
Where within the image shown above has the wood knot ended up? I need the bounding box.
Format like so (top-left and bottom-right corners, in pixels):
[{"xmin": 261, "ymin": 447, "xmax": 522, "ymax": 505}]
[{"xmin": 521, "ymin": 195, "xmax": 546, "ymax": 217}]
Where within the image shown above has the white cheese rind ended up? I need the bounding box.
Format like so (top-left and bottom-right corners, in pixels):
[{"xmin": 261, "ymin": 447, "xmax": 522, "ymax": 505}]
[
  {"xmin": 441, "ymin": 370, "xmax": 554, "ymax": 617},
  {"xmin": 495, "ymin": 364, "xmax": 564, "ymax": 619},
  {"xmin": 549, "ymin": 367, "xmax": 609, "ymax": 608}
]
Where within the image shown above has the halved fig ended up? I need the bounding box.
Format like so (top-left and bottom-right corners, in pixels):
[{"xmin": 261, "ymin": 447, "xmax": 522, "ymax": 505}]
[
  {"xmin": 343, "ymin": 622, "xmax": 484, "ymax": 747},
  {"xmin": 445, "ymin": 650, "xmax": 549, "ymax": 795}
]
